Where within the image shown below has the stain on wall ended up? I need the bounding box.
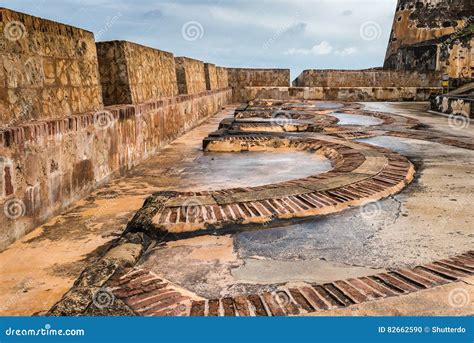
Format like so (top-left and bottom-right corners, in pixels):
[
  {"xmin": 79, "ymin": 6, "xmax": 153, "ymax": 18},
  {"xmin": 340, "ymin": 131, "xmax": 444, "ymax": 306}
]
[{"xmin": 384, "ymin": 0, "xmax": 473, "ymax": 87}]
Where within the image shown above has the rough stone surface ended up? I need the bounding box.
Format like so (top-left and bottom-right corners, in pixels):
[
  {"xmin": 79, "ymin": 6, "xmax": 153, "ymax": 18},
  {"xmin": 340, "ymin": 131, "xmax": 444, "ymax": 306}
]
[
  {"xmin": 0, "ymin": 8, "xmax": 103, "ymax": 126},
  {"xmin": 204, "ymin": 63, "xmax": 218, "ymax": 91},
  {"xmin": 384, "ymin": 0, "xmax": 473, "ymax": 87},
  {"xmin": 431, "ymin": 95, "xmax": 473, "ymax": 118},
  {"xmin": 227, "ymin": 68, "xmax": 290, "ymax": 102},
  {"xmin": 241, "ymin": 86, "xmax": 442, "ymax": 102},
  {"xmin": 293, "ymin": 70, "xmax": 441, "ymax": 87},
  {"xmin": 216, "ymin": 66, "xmax": 229, "ymax": 89},
  {"xmin": 175, "ymin": 56, "xmax": 207, "ymax": 95},
  {"xmin": 96, "ymin": 41, "xmax": 178, "ymax": 105}
]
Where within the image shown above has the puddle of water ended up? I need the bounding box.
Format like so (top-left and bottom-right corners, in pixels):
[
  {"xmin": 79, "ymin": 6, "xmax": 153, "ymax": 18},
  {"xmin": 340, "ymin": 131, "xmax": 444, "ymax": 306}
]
[
  {"xmin": 188, "ymin": 151, "xmax": 332, "ymax": 191},
  {"xmin": 312, "ymin": 102, "xmax": 344, "ymax": 109},
  {"xmin": 332, "ymin": 113, "xmax": 384, "ymax": 126}
]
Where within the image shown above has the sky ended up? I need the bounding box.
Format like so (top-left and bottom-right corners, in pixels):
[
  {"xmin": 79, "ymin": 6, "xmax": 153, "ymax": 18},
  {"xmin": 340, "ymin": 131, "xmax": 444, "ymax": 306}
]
[{"xmin": 2, "ymin": 0, "xmax": 398, "ymax": 80}]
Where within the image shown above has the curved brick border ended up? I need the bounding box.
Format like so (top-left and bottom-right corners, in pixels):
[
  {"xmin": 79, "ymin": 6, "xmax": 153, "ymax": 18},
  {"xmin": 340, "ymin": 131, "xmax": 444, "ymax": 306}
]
[
  {"xmin": 126, "ymin": 134, "xmax": 414, "ymax": 240},
  {"xmin": 105, "ymin": 251, "xmax": 474, "ymax": 316}
]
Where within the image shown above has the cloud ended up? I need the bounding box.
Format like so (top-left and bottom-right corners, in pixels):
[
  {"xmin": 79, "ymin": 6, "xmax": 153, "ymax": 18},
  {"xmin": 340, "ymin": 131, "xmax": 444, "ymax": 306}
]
[
  {"xmin": 285, "ymin": 41, "xmax": 333, "ymax": 56},
  {"xmin": 285, "ymin": 22, "xmax": 307, "ymax": 35},
  {"xmin": 286, "ymin": 43, "xmax": 358, "ymax": 58},
  {"xmin": 335, "ymin": 47, "xmax": 358, "ymax": 56},
  {"xmin": 341, "ymin": 10, "xmax": 353, "ymax": 16},
  {"xmin": 142, "ymin": 9, "xmax": 163, "ymax": 20}
]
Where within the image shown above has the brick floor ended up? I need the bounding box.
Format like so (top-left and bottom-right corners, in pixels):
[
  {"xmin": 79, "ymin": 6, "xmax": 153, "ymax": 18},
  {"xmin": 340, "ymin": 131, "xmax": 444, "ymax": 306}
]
[{"xmin": 106, "ymin": 251, "xmax": 474, "ymax": 316}]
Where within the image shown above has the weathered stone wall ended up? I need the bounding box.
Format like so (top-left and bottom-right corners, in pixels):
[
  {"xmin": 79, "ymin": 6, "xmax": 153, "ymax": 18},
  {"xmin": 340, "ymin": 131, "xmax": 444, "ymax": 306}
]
[
  {"xmin": 384, "ymin": 0, "xmax": 473, "ymax": 87},
  {"xmin": 216, "ymin": 67, "xmax": 229, "ymax": 89},
  {"xmin": 431, "ymin": 95, "xmax": 473, "ymax": 118},
  {"xmin": 0, "ymin": 88, "xmax": 232, "ymax": 250},
  {"xmin": 175, "ymin": 57, "xmax": 207, "ymax": 95},
  {"xmin": 96, "ymin": 41, "xmax": 178, "ymax": 106},
  {"xmin": 241, "ymin": 86, "xmax": 441, "ymax": 102},
  {"xmin": 226, "ymin": 68, "xmax": 290, "ymax": 102},
  {"xmin": 293, "ymin": 69, "xmax": 441, "ymax": 87},
  {"xmin": 204, "ymin": 63, "xmax": 218, "ymax": 91},
  {"xmin": 0, "ymin": 8, "xmax": 233, "ymax": 250},
  {"xmin": 0, "ymin": 8, "xmax": 103, "ymax": 127}
]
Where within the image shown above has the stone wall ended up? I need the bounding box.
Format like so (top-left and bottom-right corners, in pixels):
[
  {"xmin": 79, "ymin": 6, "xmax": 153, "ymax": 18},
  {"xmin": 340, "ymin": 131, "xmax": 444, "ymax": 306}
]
[
  {"xmin": 431, "ymin": 95, "xmax": 473, "ymax": 118},
  {"xmin": 384, "ymin": 0, "xmax": 473, "ymax": 87},
  {"xmin": 0, "ymin": 8, "xmax": 233, "ymax": 250},
  {"xmin": 175, "ymin": 57, "xmax": 207, "ymax": 95},
  {"xmin": 241, "ymin": 86, "xmax": 441, "ymax": 102},
  {"xmin": 0, "ymin": 88, "xmax": 232, "ymax": 250},
  {"xmin": 216, "ymin": 67, "xmax": 229, "ymax": 89},
  {"xmin": 0, "ymin": 8, "xmax": 103, "ymax": 127},
  {"xmin": 293, "ymin": 69, "xmax": 441, "ymax": 87},
  {"xmin": 204, "ymin": 63, "xmax": 218, "ymax": 90},
  {"xmin": 96, "ymin": 41, "xmax": 178, "ymax": 106},
  {"xmin": 227, "ymin": 68, "xmax": 290, "ymax": 102}
]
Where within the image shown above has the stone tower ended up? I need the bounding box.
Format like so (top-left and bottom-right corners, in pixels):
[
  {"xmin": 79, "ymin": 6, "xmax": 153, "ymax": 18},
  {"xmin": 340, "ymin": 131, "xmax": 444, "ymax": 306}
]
[{"xmin": 384, "ymin": 0, "xmax": 473, "ymax": 87}]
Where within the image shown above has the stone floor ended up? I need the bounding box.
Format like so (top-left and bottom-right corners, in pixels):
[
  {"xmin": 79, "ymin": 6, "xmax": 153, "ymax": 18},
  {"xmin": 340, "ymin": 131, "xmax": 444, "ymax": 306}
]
[{"xmin": 0, "ymin": 102, "xmax": 472, "ymax": 316}]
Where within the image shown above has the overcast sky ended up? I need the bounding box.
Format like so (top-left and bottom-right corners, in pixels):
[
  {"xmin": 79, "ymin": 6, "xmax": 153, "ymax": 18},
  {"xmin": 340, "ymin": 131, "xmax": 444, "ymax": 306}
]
[{"xmin": 2, "ymin": 0, "xmax": 398, "ymax": 79}]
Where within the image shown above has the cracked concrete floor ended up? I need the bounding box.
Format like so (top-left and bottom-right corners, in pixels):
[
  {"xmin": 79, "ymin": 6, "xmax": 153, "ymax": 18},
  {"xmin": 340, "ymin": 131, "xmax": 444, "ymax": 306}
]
[{"xmin": 0, "ymin": 102, "xmax": 473, "ymax": 315}]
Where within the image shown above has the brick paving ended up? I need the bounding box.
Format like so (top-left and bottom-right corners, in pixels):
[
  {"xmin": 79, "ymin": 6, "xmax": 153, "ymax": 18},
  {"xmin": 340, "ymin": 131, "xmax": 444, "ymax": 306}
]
[{"xmin": 106, "ymin": 251, "xmax": 474, "ymax": 316}]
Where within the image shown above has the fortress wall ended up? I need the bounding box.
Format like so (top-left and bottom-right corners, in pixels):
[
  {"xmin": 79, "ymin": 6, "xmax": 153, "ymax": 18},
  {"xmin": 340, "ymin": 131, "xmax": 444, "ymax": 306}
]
[
  {"xmin": 216, "ymin": 66, "xmax": 229, "ymax": 89},
  {"xmin": 0, "ymin": 8, "xmax": 232, "ymax": 250},
  {"xmin": 204, "ymin": 63, "xmax": 218, "ymax": 90},
  {"xmin": 384, "ymin": 0, "xmax": 473, "ymax": 86},
  {"xmin": 0, "ymin": 88, "xmax": 231, "ymax": 250},
  {"xmin": 293, "ymin": 69, "xmax": 442, "ymax": 87},
  {"xmin": 241, "ymin": 86, "xmax": 441, "ymax": 102},
  {"xmin": 96, "ymin": 41, "xmax": 178, "ymax": 106},
  {"xmin": 0, "ymin": 8, "xmax": 103, "ymax": 127},
  {"xmin": 226, "ymin": 68, "xmax": 290, "ymax": 102},
  {"xmin": 175, "ymin": 56, "xmax": 207, "ymax": 95}
]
